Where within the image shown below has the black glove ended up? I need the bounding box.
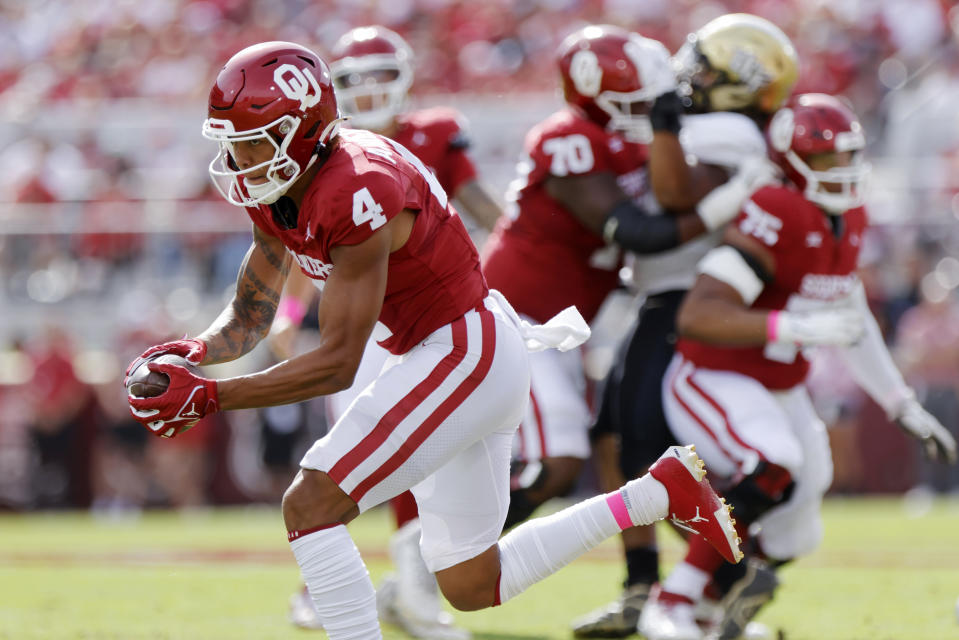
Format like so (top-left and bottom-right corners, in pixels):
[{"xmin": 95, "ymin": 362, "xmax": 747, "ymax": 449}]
[{"xmin": 650, "ymin": 91, "xmax": 685, "ymax": 135}]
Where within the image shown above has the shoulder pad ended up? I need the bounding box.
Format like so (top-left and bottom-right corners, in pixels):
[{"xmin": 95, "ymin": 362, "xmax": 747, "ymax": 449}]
[
  {"xmin": 680, "ymin": 112, "xmax": 766, "ymax": 170},
  {"xmin": 408, "ymin": 106, "xmax": 471, "ymax": 149}
]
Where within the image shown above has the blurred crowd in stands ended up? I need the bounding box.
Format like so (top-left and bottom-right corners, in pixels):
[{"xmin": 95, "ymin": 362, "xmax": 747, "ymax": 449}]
[{"xmin": 3, "ymin": 0, "xmax": 959, "ymax": 512}]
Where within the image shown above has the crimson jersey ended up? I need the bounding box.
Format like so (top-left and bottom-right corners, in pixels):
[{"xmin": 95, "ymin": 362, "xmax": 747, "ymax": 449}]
[
  {"xmin": 679, "ymin": 185, "xmax": 868, "ymax": 390},
  {"xmin": 481, "ymin": 109, "xmax": 649, "ymax": 324},
  {"xmin": 245, "ymin": 128, "xmax": 487, "ymax": 355},
  {"xmin": 391, "ymin": 106, "xmax": 477, "ymax": 197}
]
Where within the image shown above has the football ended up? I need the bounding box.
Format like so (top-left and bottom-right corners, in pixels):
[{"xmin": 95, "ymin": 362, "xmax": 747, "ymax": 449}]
[{"xmin": 126, "ymin": 353, "xmax": 198, "ymax": 398}]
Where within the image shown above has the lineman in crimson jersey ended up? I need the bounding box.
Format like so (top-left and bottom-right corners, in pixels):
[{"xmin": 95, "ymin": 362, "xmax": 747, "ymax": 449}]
[
  {"xmin": 124, "ymin": 41, "xmax": 743, "ymax": 640},
  {"xmin": 274, "ymin": 26, "xmax": 503, "ymax": 639},
  {"xmin": 574, "ymin": 14, "xmax": 799, "ymax": 639},
  {"xmin": 639, "ymin": 93, "xmax": 957, "ymax": 640},
  {"xmin": 481, "ymin": 24, "xmax": 770, "ymax": 541}
]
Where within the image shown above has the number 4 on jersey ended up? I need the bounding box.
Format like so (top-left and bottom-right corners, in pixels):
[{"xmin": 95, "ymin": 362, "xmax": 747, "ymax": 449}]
[{"xmin": 352, "ymin": 187, "xmax": 388, "ymax": 230}]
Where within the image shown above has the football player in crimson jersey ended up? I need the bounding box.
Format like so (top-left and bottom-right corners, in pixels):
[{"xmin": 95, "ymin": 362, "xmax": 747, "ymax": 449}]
[
  {"xmin": 273, "ymin": 26, "xmax": 504, "ymax": 639},
  {"xmin": 574, "ymin": 14, "xmax": 798, "ymax": 638},
  {"xmin": 639, "ymin": 94, "xmax": 958, "ymax": 640},
  {"xmin": 330, "ymin": 25, "xmax": 502, "ymax": 234},
  {"xmin": 124, "ymin": 41, "xmax": 743, "ymax": 640},
  {"xmin": 481, "ymin": 23, "xmax": 769, "ymax": 555}
]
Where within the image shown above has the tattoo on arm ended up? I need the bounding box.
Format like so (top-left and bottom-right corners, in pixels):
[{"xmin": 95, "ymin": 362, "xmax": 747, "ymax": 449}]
[
  {"xmin": 200, "ymin": 229, "xmax": 291, "ymax": 364},
  {"xmin": 257, "ymin": 231, "xmax": 291, "ymax": 275}
]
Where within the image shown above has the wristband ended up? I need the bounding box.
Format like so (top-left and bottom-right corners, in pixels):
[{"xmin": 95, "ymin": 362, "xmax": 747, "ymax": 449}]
[
  {"xmin": 766, "ymin": 311, "xmax": 780, "ymax": 342},
  {"xmin": 276, "ymin": 296, "xmax": 307, "ymax": 326}
]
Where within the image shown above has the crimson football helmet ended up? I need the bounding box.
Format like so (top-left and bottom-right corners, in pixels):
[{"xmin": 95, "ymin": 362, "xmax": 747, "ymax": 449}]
[
  {"xmin": 202, "ymin": 41, "xmax": 343, "ymax": 207},
  {"xmin": 330, "ymin": 26, "xmax": 414, "ymax": 131},
  {"xmin": 557, "ymin": 25, "xmax": 675, "ymax": 143},
  {"xmin": 767, "ymin": 93, "xmax": 870, "ymax": 214}
]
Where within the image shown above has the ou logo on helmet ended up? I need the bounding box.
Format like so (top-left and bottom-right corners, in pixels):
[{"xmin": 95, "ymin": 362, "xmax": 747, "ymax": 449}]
[
  {"xmin": 274, "ymin": 64, "xmax": 322, "ymax": 112},
  {"xmin": 768, "ymin": 107, "xmax": 794, "ymax": 153},
  {"xmin": 570, "ymin": 50, "xmax": 602, "ymax": 97}
]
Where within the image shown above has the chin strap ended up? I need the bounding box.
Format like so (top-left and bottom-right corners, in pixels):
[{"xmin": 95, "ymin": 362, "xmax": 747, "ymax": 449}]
[
  {"xmin": 270, "ymin": 196, "xmax": 299, "ymax": 229},
  {"xmin": 305, "ymin": 118, "xmax": 347, "ymax": 177}
]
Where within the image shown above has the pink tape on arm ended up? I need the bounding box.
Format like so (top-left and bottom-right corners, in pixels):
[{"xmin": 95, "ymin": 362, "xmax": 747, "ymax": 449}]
[
  {"xmin": 606, "ymin": 492, "xmax": 635, "ymax": 530},
  {"xmin": 766, "ymin": 310, "xmax": 780, "ymax": 342},
  {"xmin": 277, "ymin": 296, "xmax": 307, "ymax": 326}
]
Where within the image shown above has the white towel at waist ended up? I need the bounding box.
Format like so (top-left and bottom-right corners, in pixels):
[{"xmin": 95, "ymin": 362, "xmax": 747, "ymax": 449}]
[{"xmin": 485, "ymin": 289, "xmax": 591, "ymax": 353}]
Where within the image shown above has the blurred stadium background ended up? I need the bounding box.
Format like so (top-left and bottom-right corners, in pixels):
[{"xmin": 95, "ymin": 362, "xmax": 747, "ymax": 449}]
[{"xmin": 2, "ymin": 0, "xmax": 959, "ymax": 536}]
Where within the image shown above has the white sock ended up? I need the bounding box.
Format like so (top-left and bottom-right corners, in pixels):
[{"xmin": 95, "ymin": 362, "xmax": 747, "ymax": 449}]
[
  {"xmin": 621, "ymin": 473, "xmax": 669, "ymax": 526},
  {"xmin": 497, "ymin": 476, "xmax": 668, "ymax": 604},
  {"xmin": 289, "ymin": 525, "xmax": 381, "ymax": 639},
  {"xmin": 661, "ymin": 561, "xmax": 711, "ymax": 602}
]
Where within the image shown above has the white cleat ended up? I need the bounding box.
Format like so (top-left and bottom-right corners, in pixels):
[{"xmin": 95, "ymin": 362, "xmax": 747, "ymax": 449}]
[
  {"xmin": 374, "ymin": 519, "xmax": 471, "ymax": 639},
  {"xmin": 693, "ymin": 596, "xmax": 723, "ymax": 630},
  {"xmin": 288, "ymin": 585, "xmax": 323, "ymax": 630},
  {"xmin": 638, "ymin": 588, "xmax": 704, "ymax": 640},
  {"xmin": 743, "ymin": 621, "xmax": 773, "ymax": 640},
  {"xmin": 377, "ymin": 574, "xmax": 471, "ymax": 640}
]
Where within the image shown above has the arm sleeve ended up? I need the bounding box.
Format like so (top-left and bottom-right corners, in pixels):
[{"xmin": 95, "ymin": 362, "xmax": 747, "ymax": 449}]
[
  {"xmin": 602, "ymin": 200, "xmax": 682, "ymax": 255},
  {"xmin": 833, "ymin": 281, "xmax": 914, "ymax": 417}
]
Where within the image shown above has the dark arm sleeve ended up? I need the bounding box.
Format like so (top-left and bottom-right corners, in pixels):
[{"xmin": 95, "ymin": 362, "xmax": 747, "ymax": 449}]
[{"xmin": 602, "ymin": 200, "xmax": 682, "ymax": 255}]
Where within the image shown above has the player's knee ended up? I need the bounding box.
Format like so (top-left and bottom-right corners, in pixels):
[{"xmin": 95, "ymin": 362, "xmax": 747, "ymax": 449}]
[
  {"xmin": 435, "ymin": 547, "xmax": 501, "ymax": 611},
  {"xmin": 440, "ymin": 582, "xmax": 491, "ymax": 612},
  {"xmin": 723, "ymin": 461, "xmax": 795, "ymax": 524},
  {"xmin": 281, "ymin": 469, "xmax": 357, "ymax": 531}
]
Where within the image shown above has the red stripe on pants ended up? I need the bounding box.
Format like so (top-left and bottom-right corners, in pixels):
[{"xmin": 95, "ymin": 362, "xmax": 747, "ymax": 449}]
[
  {"xmin": 350, "ymin": 310, "xmax": 497, "ymax": 502},
  {"xmin": 329, "ymin": 317, "xmax": 469, "ymax": 484},
  {"xmin": 669, "ymin": 361, "xmax": 738, "ymax": 462},
  {"xmin": 685, "ymin": 371, "xmax": 762, "ymax": 458}
]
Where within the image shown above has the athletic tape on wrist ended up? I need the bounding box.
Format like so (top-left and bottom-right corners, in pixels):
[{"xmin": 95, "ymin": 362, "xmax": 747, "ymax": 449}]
[{"xmin": 766, "ymin": 310, "xmax": 780, "ymax": 342}]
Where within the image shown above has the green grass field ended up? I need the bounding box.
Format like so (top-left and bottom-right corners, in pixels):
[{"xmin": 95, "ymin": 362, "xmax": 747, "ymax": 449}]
[{"xmin": 2, "ymin": 497, "xmax": 958, "ymax": 639}]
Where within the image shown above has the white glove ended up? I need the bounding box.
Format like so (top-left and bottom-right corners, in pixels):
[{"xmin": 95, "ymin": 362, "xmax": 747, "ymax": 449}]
[
  {"xmin": 768, "ymin": 309, "xmax": 865, "ymax": 347},
  {"xmin": 895, "ymin": 398, "xmax": 958, "ymax": 464},
  {"xmin": 696, "ymin": 155, "xmax": 782, "ymax": 231}
]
